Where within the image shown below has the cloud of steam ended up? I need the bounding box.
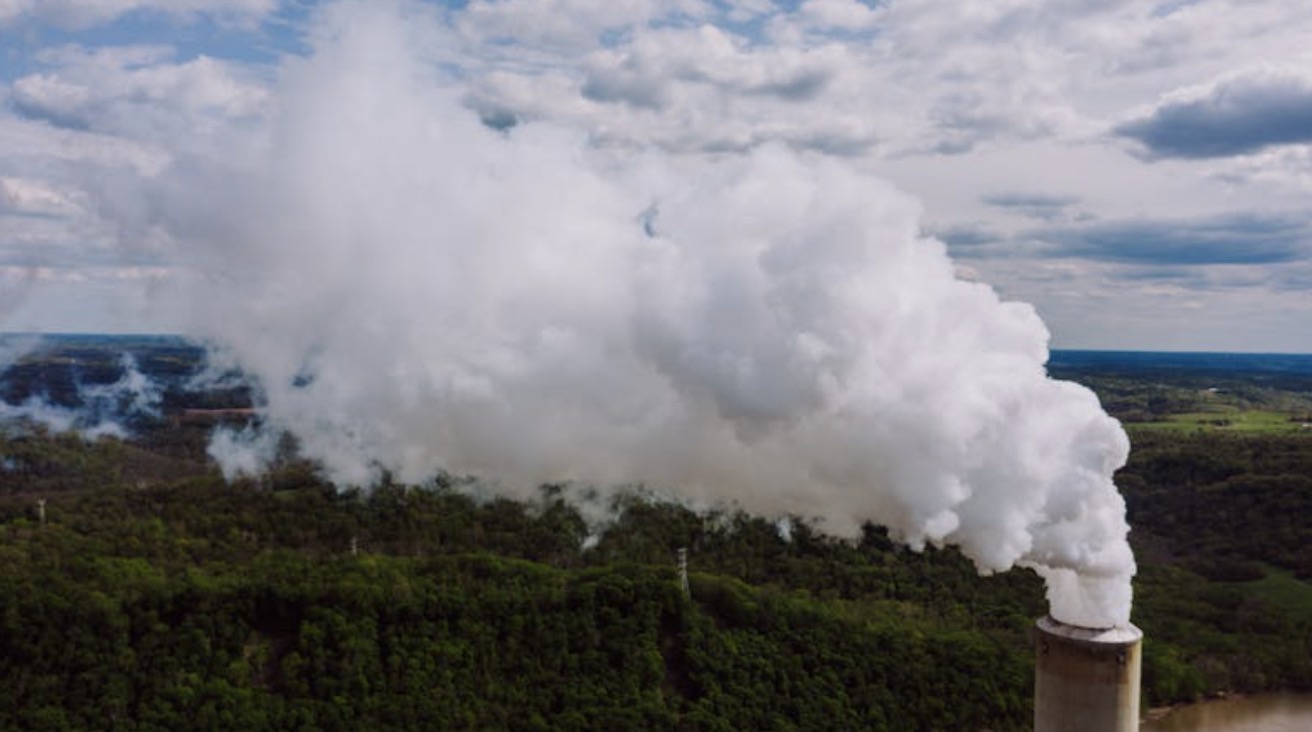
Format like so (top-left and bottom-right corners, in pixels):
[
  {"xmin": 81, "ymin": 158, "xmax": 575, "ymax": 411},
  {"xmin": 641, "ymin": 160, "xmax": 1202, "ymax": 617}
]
[
  {"xmin": 0, "ymin": 352, "xmax": 162, "ymax": 440},
  {"xmin": 206, "ymin": 423, "xmax": 277, "ymax": 482},
  {"xmin": 127, "ymin": 1, "xmax": 1133, "ymax": 628}
]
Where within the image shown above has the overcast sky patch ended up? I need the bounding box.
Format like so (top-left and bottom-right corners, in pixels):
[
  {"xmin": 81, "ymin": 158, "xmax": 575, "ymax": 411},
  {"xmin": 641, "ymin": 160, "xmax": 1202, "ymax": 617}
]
[
  {"xmin": 924, "ymin": 224, "xmax": 1007, "ymax": 258},
  {"xmin": 1040, "ymin": 213, "xmax": 1312, "ymax": 266},
  {"xmin": 982, "ymin": 192, "xmax": 1080, "ymax": 221}
]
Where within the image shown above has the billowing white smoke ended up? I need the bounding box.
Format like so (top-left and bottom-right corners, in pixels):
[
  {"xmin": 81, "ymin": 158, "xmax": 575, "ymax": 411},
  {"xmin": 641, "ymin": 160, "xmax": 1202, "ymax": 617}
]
[
  {"xmin": 0, "ymin": 352, "xmax": 162, "ymax": 440},
  {"xmin": 208, "ymin": 423, "xmax": 280, "ymax": 483},
  {"xmin": 137, "ymin": 2, "xmax": 1133, "ymax": 628}
]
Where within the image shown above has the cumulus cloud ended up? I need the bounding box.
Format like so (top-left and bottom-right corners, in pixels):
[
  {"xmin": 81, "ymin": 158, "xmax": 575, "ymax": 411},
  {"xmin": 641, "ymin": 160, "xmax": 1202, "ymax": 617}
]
[
  {"xmin": 0, "ymin": 171, "xmax": 137, "ymax": 279},
  {"xmin": 10, "ymin": 45, "xmax": 270, "ymax": 141},
  {"xmin": 0, "ymin": 42, "xmax": 270, "ymax": 295},
  {"xmin": 1117, "ymin": 69, "xmax": 1312, "ymax": 159},
  {"xmin": 0, "ymin": 176, "xmax": 85, "ymax": 217},
  {"xmin": 580, "ymin": 24, "xmax": 839, "ymax": 109},
  {"xmin": 444, "ymin": 0, "xmax": 1312, "ymax": 166},
  {"xmin": 562, "ymin": 24, "xmax": 872, "ymax": 154}
]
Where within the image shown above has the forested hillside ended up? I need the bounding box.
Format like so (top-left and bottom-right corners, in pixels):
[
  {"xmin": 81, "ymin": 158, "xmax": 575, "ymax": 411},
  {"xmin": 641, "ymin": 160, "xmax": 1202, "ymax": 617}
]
[{"xmin": 1, "ymin": 453, "xmax": 1040, "ymax": 731}]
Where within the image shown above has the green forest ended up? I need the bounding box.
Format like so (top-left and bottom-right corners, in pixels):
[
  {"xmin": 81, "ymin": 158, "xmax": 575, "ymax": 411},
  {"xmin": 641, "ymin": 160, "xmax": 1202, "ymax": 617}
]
[{"xmin": 1, "ymin": 345, "xmax": 1311, "ymax": 730}]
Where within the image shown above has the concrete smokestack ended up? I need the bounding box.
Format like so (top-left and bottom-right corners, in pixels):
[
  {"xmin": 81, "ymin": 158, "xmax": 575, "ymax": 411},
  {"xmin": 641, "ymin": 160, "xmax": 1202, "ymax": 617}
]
[{"xmin": 1033, "ymin": 616, "xmax": 1142, "ymax": 732}]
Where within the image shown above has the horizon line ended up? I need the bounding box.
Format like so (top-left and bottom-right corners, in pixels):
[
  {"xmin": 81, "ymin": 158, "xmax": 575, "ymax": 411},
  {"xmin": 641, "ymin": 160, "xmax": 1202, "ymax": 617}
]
[{"xmin": 5, "ymin": 331, "xmax": 1312, "ymax": 359}]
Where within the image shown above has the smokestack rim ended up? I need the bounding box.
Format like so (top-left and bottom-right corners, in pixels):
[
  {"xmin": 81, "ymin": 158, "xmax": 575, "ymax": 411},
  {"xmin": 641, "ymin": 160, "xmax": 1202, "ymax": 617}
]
[{"xmin": 1036, "ymin": 614, "xmax": 1142, "ymax": 645}]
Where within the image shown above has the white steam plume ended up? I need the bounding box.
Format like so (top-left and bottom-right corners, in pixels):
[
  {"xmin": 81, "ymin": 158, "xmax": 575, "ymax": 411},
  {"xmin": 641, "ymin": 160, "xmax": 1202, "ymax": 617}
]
[
  {"xmin": 0, "ymin": 353, "xmax": 162, "ymax": 440},
  {"xmin": 136, "ymin": 2, "xmax": 1133, "ymax": 628},
  {"xmin": 207, "ymin": 423, "xmax": 279, "ymax": 482}
]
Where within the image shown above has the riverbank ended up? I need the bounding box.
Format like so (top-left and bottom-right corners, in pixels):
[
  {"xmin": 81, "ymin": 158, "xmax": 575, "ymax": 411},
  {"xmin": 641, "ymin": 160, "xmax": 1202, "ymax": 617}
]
[{"xmin": 1140, "ymin": 692, "xmax": 1312, "ymax": 731}]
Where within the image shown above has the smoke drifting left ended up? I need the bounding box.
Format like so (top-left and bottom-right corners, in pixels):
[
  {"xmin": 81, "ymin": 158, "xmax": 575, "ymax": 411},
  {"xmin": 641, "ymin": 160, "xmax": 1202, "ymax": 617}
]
[{"xmin": 7, "ymin": 2, "xmax": 1136, "ymax": 629}]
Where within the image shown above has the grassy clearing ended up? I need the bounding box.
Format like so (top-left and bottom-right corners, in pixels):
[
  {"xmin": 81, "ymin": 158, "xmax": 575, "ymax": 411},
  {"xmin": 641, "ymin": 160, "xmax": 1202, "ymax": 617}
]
[{"xmin": 1128, "ymin": 409, "xmax": 1312, "ymax": 434}]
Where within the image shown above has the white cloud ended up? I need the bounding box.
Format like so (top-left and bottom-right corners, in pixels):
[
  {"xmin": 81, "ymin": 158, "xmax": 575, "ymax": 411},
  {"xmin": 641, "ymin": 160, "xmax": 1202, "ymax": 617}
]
[
  {"xmin": 0, "ymin": 41, "xmax": 269, "ymax": 313},
  {"xmin": 469, "ymin": 23, "xmax": 877, "ymax": 155},
  {"xmin": 0, "ymin": 175, "xmax": 85, "ymax": 216},
  {"xmin": 0, "ymin": 0, "xmax": 276, "ymax": 30},
  {"xmin": 1215, "ymin": 147, "xmax": 1312, "ymax": 196},
  {"xmin": 0, "ymin": 109, "xmax": 168, "ymax": 174},
  {"xmin": 10, "ymin": 45, "xmax": 270, "ymax": 141},
  {"xmin": 582, "ymin": 24, "xmax": 841, "ymax": 105}
]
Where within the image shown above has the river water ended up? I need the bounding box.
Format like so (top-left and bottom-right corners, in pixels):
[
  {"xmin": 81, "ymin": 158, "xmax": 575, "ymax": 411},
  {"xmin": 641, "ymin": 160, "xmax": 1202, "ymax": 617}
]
[{"xmin": 1140, "ymin": 693, "xmax": 1312, "ymax": 731}]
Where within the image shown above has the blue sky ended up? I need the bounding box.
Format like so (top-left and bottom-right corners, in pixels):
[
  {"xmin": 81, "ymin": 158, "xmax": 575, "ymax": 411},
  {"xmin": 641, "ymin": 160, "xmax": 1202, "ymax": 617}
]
[{"xmin": 2, "ymin": 0, "xmax": 1312, "ymax": 352}]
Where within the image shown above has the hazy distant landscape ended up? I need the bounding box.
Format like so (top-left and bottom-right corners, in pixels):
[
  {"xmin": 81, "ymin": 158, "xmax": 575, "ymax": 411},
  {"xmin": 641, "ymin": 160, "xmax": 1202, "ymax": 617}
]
[{"xmin": 1, "ymin": 336, "xmax": 1309, "ymax": 730}]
